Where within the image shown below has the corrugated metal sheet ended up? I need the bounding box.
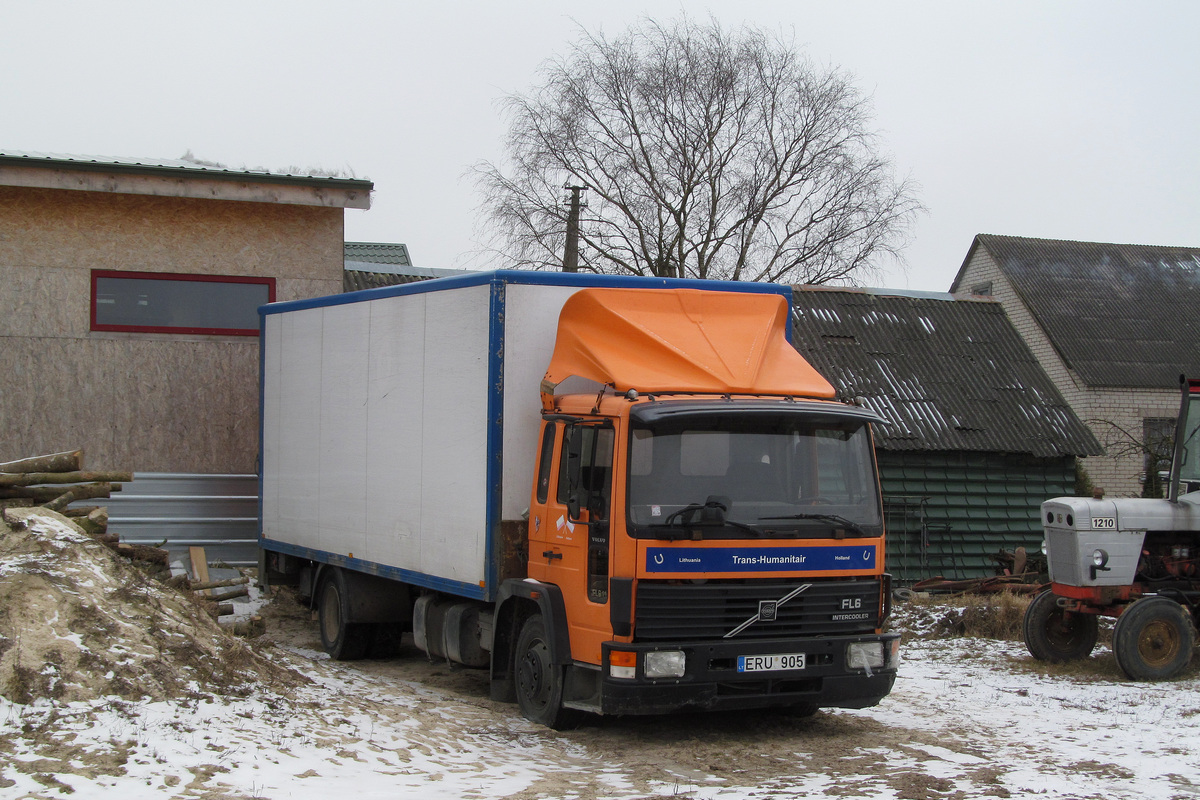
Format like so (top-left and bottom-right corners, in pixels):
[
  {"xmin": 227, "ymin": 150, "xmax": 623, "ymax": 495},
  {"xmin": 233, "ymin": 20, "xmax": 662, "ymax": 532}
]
[
  {"xmin": 880, "ymin": 451, "xmax": 1075, "ymax": 582},
  {"xmin": 86, "ymin": 473, "xmax": 258, "ymax": 568},
  {"xmin": 343, "ymin": 268, "xmax": 428, "ymax": 292},
  {"xmin": 343, "ymin": 241, "xmax": 413, "ymax": 266},
  {"xmin": 790, "ymin": 287, "xmax": 1102, "ymax": 457},
  {"xmin": 963, "ymin": 234, "xmax": 1200, "ymax": 389}
]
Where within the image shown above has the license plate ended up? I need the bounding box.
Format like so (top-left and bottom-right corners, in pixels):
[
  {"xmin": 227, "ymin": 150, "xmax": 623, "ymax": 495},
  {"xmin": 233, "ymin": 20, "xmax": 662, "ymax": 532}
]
[{"xmin": 738, "ymin": 653, "xmax": 806, "ymax": 672}]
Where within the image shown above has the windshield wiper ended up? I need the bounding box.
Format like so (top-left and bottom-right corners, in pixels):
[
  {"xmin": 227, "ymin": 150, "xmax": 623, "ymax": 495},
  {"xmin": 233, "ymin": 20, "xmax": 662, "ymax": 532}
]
[
  {"xmin": 650, "ymin": 498, "xmax": 763, "ymax": 538},
  {"xmin": 758, "ymin": 512, "xmax": 866, "ymax": 537}
]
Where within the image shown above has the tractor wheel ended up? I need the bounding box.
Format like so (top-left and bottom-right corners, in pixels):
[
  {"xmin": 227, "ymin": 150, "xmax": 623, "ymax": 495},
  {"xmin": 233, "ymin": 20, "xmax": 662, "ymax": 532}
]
[
  {"xmin": 1022, "ymin": 589, "xmax": 1099, "ymax": 662},
  {"xmin": 514, "ymin": 614, "xmax": 582, "ymax": 730},
  {"xmin": 1112, "ymin": 597, "xmax": 1194, "ymax": 681}
]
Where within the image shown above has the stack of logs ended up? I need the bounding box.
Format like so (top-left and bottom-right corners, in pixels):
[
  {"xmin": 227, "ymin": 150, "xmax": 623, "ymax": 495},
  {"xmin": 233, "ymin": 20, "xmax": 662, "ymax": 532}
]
[
  {"xmin": 1, "ymin": 449, "xmax": 256, "ymax": 627},
  {"xmin": 0, "ymin": 448, "xmax": 167, "ymax": 565}
]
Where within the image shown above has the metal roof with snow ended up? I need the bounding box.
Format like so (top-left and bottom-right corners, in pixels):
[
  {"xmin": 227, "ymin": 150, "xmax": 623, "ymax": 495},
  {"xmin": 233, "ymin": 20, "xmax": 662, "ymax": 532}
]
[
  {"xmin": 0, "ymin": 149, "xmax": 372, "ymax": 208},
  {"xmin": 790, "ymin": 286, "xmax": 1102, "ymax": 457},
  {"xmin": 951, "ymin": 234, "xmax": 1200, "ymax": 389}
]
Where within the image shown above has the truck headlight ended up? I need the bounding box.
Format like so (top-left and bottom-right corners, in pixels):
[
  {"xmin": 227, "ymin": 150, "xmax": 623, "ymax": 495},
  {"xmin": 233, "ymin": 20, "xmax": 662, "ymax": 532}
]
[
  {"xmin": 1092, "ymin": 549, "xmax": 1109, "ymax": 568},
  {"xmin": 644, "ymin": 650, "xmax": 686, "ymax": 679},
  {"xmin": 846, "ymin": 642, "xmax": 885, "ymax": 671}
]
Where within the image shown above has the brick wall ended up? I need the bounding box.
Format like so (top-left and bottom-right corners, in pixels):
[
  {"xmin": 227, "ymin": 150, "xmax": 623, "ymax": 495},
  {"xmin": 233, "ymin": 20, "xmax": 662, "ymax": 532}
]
[{"xmin": 958, "ymin": 248, "xmax": 1174, "ymax": 496}]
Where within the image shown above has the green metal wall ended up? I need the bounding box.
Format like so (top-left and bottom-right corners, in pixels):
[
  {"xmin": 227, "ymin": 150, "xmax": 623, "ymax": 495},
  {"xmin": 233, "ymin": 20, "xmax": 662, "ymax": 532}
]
[{"xmin": 878, "ymin": 451, "xmax": 1077, "ymax": 583}]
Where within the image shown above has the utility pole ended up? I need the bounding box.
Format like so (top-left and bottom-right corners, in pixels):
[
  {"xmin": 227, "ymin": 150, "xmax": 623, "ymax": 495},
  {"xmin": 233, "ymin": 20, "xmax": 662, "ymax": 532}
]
[{"xmin": 562, "ymin": 184, "xmax": 589, "ymax": 272}]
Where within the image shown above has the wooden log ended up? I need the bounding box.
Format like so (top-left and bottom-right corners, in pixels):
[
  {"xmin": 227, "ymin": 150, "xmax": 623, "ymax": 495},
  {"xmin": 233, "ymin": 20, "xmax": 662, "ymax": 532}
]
[
  {"xmin": 208, "ymin": 586, "xmax": 249, "ymax": 603},
  {"xmin": 8, "ymin": 483, "xmax": 120, "ymax": 504},
  {"xmin": 0, "ymin": 471, "xmax": 133, "ymax": 487},
  {"xmin": 76, "ymin": 508, "xmax": 109, "ymax": 537},
  {"xmin": 190, "ymin": 576, "xmax": 249, "ymax": 592},
  {"xmin": 0, "ymin": 498, "xmax": 34, "ymax": 511},
  {"xmin": 115, "ymin": 542, "xmax": 169, "ymax": 565},
  {"xmin": 63, "ymin": 506, "xmax": 101, "ymax": 517},
  {"xmin": 43, "ymin": 483, "xmax": 116, "ymax": 513},
  {"xmin": 0, "ymin": 450, "xmax": 83, "ymax": 474}
]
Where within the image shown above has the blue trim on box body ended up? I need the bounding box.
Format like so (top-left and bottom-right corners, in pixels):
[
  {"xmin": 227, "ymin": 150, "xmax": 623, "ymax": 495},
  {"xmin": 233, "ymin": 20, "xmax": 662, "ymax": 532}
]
[
  {"xmin": 259, "ymin": 269, "xmax": 792, "ymax": 317},
  {"xmin": 260, "ymin": 538, "xmax": 487, "ymax": 600},
  {"xmin": 257, "ymin": 311, "xmax": 267, "ymax": 554},
  {"xmin": 484, "ymin": 280, "xmax": 507, "ymax": 602}
]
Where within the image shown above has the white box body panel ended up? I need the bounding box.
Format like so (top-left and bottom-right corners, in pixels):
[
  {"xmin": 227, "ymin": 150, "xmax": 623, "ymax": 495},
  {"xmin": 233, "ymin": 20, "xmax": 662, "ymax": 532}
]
[{"xmin": 260, "ymin": 278, "xmax": 586, "ymax": 598}]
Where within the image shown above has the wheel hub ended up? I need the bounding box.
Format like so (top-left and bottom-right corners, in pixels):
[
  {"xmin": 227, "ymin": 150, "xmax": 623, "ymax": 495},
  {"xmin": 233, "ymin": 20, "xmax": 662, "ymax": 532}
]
[
  {"xmin": 1138, "ymin": 621, "xmax": 1181, "ymax": 667},
  {"xmin": 518, "ymin": 645, "xmax": 549, "ymax": 703}
]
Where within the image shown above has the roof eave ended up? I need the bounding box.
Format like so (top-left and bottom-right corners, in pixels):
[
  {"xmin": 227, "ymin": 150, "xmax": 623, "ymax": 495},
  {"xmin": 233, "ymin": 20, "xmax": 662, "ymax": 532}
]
[{"xmin": 0, "ymin": 155, "xmax": 374, "ymax": 209}]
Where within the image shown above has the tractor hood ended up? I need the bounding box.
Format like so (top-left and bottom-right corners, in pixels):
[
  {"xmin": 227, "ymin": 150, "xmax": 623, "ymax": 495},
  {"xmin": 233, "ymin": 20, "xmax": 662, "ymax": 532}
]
[{"xmin": 540, "ymin": 287, "xmax": 835, "ymax": 409}]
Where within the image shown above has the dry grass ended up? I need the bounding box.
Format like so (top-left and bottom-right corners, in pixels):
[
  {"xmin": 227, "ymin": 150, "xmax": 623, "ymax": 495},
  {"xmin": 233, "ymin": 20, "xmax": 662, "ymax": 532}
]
[
  {"xmin": 888, "ymin": 591, "xmax": 1200, "ymax": 682},
  {"xmin": 890, "ymin": 591, "xmax": 1034, "ymax": 641}
]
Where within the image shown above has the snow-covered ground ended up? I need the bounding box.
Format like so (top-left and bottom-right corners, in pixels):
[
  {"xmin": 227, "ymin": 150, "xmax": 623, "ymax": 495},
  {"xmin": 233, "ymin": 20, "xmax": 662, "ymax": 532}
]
[
  {"xmin": 2, "ymin": 616, "xmax": 1198, "ymax": 799},
  {"xmin": 3, "ymin": 508, "xmax": 1198, "ymax": 799}
]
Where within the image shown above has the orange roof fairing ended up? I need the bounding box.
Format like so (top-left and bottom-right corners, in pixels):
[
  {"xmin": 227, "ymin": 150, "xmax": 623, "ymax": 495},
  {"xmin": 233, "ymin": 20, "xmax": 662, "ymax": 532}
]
[{"xmin": 540, "ymin": 287, "xmax": 835, "ymax": 409}]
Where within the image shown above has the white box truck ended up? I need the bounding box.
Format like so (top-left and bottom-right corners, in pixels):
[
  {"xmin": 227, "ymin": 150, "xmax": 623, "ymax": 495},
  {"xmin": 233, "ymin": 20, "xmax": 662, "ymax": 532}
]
[{"xmin": 259, "ymin": 271, "xmax": 899, "ymax": 728}]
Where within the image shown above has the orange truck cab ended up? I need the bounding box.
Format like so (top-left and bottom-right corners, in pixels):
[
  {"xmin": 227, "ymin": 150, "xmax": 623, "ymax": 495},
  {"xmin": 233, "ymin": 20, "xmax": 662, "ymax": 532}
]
[{"xmin": 259, "ymin": 272, "xmax": 899, "ymax": 729}]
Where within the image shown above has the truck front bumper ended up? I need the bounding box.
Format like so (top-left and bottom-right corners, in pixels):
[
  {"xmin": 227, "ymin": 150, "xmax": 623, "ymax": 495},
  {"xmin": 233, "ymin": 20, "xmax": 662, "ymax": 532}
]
[{"xmin": 592, "ymin": 632, "xmax": 900, "ymax": 716}]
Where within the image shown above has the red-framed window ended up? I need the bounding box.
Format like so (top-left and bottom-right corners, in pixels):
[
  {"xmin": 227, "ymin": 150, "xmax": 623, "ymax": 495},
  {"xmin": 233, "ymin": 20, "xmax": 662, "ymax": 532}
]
[{"xmin": 91, "ymin": 270, "xmax": 275, "ymax": 336}]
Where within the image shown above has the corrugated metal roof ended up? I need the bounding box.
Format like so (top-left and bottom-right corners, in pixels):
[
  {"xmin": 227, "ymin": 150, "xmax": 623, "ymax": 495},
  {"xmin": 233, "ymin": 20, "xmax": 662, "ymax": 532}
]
[
  {"xmin": 343, "ymin": 241, "xmax": 412, "ymax": 266},
  {"xmin": 0, "ymin": 149, "xmax": 373, "ymax": 190},
  {"xmin": 791, "ymin": 287, "xmax": 1102, "ymax": 457},
  {"xmin": 343, "ymin": 269, "xmax": 430, "ymax": 292},
  {"xmin": 340, "ymin": 243, "xmax": 475, "ymax": 292},
  {"xmin": 956, "ymin": 234, "xmax": 1200, "ymax": 388}
]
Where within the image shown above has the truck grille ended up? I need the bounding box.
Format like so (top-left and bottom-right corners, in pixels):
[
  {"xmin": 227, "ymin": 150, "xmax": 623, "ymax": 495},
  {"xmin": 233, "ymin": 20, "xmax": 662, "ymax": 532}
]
[{"xmin": 633, "ymin": 579, "xmax": 881, "ymax": 642}]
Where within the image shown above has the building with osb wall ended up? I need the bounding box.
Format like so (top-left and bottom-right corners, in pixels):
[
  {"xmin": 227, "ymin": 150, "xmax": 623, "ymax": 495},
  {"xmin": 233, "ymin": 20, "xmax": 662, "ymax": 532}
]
[{"xmin": 0, "ymin": 150, "xmax": 372, "ymax": 474}]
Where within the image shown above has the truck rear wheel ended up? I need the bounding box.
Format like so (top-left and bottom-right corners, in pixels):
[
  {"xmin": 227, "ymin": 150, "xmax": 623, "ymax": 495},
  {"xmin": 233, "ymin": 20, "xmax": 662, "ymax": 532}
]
[
  {"xmin": 318, "ymin": 569, "xmax": 372, "ymax": 661},
  {"xmin": 1113, "ymin": 597, "xmax": 1194, "ymax": 681},
  {"xmin": 1023, "ymin": 589, "xmax": 1098, "ymax": 662},
  {"xmin": 514, "ymin": 614, "xmax": 581, "ymax": 730}
]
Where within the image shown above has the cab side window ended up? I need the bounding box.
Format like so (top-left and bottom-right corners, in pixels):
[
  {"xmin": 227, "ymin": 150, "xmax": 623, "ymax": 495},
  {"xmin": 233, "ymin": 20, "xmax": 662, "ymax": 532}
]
[{"xmin": 536, "ymin": 423, "xmax": 557, "ymax": 504}]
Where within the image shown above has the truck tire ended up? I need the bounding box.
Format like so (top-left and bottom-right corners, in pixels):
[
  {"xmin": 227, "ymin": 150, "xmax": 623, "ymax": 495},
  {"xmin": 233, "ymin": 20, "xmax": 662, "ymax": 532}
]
[
  {"xmin": 514, "ymin": 614, "xmax": 581, "ymax": 730},
  {"xmin": 1023, "ymin": 589, "xmax": 1099, "ymax": 662},
  {"xmin": 1112, "ymin": 596, "xmax": 1195, "ymax": 681},
  {"xmin": 318, "ymin": 569, "xmax": 372, "ymax": 661}
]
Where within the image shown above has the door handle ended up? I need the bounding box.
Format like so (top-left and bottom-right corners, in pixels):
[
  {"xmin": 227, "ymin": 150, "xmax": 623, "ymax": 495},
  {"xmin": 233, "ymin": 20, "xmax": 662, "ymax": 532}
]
[{"xmin": 542, "ymin": 550, "xmax": 563, "ymax": 561}]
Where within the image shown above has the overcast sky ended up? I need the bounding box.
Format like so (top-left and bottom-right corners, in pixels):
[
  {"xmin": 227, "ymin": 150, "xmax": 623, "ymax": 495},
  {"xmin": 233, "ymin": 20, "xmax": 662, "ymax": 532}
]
[{"xmin": 4, "ymin": 1, "xmax": 1197, "ymax": 291}]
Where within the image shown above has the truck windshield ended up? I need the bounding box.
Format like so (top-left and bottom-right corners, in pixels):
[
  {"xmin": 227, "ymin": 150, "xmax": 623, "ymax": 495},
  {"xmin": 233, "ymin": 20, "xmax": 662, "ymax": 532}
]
[{"xmin": 626, "ymin": 410, "xmax": 882, "ymax": 540}]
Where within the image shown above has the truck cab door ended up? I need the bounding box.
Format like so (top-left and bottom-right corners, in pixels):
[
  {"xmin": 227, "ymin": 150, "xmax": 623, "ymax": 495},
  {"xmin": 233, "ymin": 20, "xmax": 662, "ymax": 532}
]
[{"xmin": 527, "ymin": 419, "xmax": 614, "ymax": 664}]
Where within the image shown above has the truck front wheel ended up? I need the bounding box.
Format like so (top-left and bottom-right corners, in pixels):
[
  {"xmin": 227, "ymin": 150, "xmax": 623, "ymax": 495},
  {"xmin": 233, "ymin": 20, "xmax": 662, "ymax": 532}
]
[
  {"xmin": 1113, "ymin": 597, "xmax": 1194, "ymax": 681},
  {"xmin": 514, "ymin": 614, "xmax": 580, "ymax": 730},
  {"xmin": 318, "ymin": 569, "xmax": 372, "ymax": 661},
  {"xmin": 1023, "ymin": 589, "xmax": 1099, "ymax": 662}
]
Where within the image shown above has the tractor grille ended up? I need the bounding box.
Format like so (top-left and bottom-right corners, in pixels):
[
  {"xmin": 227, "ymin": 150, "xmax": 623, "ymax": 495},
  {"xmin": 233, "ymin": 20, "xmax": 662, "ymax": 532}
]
[{"xmin": 633, "ymin": 579, "xmax": 880, "ymax": 642}]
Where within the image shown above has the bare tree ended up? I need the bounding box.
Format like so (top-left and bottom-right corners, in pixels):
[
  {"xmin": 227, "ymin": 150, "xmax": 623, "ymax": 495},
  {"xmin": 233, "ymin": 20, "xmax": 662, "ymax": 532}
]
[
  {"xmin": 1088, "ymin": 416, "xmax": 1176, "ymax": 498},
  {"xmin": 475, "ymin": 17, "xmax": 922, "ymax": 283}
]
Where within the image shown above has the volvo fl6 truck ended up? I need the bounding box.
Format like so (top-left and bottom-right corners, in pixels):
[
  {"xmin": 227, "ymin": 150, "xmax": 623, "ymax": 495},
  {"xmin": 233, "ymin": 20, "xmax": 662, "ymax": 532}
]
[{"xmin": 259, "ymin": 272, "xmax": 900, "ymax": 728}]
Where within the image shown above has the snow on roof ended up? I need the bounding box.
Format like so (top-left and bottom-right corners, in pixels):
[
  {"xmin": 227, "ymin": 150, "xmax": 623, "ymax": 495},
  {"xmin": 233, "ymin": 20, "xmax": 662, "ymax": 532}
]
[{"xmin": 0, "ymin": 148, "xmax": 370, "ymax": 186}]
